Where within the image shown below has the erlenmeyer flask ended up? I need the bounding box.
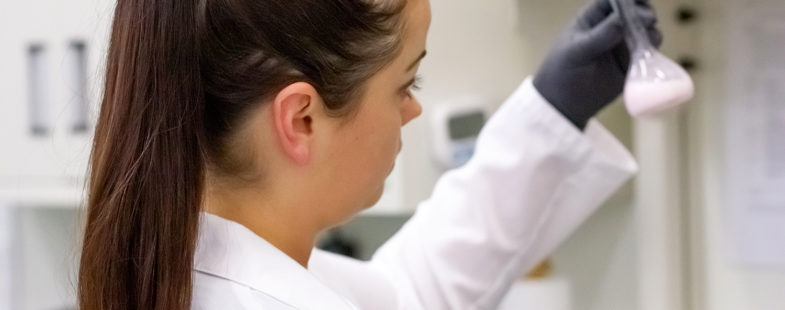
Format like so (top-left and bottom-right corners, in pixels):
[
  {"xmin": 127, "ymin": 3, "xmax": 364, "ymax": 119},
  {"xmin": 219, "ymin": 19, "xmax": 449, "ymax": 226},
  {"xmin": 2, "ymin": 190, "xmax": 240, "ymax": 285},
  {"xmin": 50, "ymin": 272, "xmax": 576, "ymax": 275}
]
[{"xmin": 612, "ymin": 0, "xmax": 695, "ymax": 117}]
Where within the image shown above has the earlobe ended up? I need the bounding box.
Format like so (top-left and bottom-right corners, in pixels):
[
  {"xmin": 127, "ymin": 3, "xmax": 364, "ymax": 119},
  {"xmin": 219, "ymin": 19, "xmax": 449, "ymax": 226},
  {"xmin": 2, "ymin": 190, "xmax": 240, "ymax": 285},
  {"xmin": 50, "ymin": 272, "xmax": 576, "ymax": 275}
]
[{"xmin": 271, "ymin": 82, "xmax": 320, "ymax": 165}]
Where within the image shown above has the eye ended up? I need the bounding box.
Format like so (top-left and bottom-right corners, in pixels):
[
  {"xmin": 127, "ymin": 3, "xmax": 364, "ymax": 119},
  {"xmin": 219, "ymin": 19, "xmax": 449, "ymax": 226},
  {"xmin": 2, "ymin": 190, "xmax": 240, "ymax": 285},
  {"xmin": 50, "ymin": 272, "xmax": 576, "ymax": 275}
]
[
  {"xmin": 410, "ymin": 75, "xmax": 423, "ymax": 91},
  {"xmin": 403, "ymin": 75, "xmax": 423, "ymax": 96}
]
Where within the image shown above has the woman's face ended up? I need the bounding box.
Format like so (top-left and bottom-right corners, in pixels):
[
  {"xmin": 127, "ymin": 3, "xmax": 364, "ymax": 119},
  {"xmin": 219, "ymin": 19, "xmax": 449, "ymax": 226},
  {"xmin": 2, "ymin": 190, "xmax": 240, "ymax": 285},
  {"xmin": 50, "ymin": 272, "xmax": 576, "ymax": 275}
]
[{"xmin": 317, "ymin": 0, "xmax": 431, "ymax": 220}]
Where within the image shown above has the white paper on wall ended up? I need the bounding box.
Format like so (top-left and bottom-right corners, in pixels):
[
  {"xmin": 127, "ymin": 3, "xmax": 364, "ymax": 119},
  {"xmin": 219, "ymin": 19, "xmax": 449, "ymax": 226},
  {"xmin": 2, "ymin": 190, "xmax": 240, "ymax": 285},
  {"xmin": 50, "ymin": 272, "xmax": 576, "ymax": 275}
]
[{"xmin": 725, "ymin": 4, "xmax": 785, "ymax": 267}]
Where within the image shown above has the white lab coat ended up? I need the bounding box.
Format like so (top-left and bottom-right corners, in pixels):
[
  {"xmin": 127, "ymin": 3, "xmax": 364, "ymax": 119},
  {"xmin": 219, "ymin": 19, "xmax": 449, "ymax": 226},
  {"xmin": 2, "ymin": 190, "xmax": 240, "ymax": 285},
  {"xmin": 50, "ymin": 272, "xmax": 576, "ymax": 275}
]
[{"xmin": 191, "ymin": 78, "xmax": 638, "ymax": 310}]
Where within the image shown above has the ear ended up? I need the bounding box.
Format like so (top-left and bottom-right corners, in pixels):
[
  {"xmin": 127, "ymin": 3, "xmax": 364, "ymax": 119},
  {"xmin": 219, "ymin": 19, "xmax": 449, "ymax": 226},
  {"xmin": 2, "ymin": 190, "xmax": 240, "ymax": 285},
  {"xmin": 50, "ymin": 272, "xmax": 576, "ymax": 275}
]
[{"xmin": 271, "ymin": 82, "xmax": 321, "ymax": 165}]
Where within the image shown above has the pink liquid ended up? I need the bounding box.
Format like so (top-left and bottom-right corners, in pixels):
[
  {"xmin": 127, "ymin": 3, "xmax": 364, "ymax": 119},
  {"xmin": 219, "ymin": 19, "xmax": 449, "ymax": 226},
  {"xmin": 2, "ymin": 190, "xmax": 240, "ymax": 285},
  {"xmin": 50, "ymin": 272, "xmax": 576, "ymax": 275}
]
[{"xmin": 624, "ymin": 78, "xmax": 695, "ymax": 117}]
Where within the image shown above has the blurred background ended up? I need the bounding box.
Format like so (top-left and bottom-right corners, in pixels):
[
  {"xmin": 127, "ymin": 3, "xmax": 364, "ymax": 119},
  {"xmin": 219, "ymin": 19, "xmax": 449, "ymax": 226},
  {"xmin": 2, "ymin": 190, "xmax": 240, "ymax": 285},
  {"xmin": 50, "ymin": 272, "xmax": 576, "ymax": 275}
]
[{"xmin": 0, "ymin": 0, "xmax": 783, "ymax": 309}]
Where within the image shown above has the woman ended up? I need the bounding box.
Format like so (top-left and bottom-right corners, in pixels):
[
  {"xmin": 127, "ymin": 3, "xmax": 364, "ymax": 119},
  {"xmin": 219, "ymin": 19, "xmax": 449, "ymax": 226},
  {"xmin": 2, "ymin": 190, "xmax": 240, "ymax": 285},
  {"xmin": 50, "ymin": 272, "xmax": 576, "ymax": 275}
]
[{"xmin": 78, "ymin": 0, "xmax": 660, "ymax": 309}]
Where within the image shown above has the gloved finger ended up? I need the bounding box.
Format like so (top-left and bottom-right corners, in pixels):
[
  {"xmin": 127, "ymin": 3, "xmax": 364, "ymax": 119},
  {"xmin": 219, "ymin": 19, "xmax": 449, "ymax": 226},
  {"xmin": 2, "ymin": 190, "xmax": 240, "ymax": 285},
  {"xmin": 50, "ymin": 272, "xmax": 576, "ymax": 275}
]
[
  {"xmin": 581, "ymin": 0, "xmax": 655, "ymax": 28},
  {"xmin": 604, "ymin": 0, "xmax": 658, "ymax": 24},
  {"xmin": 629, "ymin": 0, "xmax": 655, "ymax": 12},
  {"xmin": 647, "ymin": 27, "xmax": 664, "ymax": 48},
  {"xmin": 633, "ymin": 0, "xmax": 654, "ymax": 7},
  {"xmin": 635, "ymin": 6, "xmax": 658, "ymax": 28},
  {"xmin": 575, "ymin": 11, "xmax": 625, "ymax": 59},
  {"xmin": 580, "ymin": 0, "xmax": 613, "ymax": 27}
]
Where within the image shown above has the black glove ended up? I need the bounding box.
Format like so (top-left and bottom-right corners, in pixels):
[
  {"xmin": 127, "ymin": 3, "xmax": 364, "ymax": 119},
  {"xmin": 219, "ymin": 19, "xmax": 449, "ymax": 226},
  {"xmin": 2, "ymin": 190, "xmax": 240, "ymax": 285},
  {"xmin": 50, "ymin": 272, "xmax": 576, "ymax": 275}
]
[{"xmin": 533, "ymin": 0, "xmax": 663, "ymax": 130}]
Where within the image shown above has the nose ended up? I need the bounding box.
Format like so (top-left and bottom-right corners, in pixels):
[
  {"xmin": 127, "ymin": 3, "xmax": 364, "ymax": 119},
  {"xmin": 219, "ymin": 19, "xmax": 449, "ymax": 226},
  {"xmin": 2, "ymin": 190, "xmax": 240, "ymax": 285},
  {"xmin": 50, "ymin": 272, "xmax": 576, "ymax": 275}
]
[{"xmin": 401, "ymin": 97, "xmax": 422, "ymax": 126}]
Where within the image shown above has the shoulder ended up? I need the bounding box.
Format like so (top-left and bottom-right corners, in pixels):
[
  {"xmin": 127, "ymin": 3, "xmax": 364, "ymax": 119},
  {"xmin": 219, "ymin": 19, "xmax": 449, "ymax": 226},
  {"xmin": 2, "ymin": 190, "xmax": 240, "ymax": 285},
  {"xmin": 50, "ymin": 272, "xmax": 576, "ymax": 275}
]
[{"xmin": 192, "ymin": 271, "xmax": 299, "ymax": 310}]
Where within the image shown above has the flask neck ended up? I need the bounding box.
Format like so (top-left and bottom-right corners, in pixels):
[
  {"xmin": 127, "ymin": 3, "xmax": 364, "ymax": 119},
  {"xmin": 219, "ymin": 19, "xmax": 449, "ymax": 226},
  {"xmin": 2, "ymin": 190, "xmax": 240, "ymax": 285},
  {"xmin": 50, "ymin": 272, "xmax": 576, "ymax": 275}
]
[{"xmin": 612, "ymin": 0, "xmax": 655, "ymax": 53}]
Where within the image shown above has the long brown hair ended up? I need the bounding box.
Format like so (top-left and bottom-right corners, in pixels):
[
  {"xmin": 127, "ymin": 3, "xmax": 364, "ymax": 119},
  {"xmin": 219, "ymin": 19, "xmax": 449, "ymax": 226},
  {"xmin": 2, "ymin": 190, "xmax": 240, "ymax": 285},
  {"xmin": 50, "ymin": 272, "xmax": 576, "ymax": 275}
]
[{"xmin": 78, "ymin": 0, "xmax": 404, "ymax": 308}]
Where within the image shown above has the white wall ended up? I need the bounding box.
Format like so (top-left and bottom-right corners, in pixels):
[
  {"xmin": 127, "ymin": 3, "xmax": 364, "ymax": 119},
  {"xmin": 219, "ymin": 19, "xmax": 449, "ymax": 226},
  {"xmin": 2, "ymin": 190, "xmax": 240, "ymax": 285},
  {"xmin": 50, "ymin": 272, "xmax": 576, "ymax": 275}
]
[{"xmin": 691, "ymin": 0, "xmax": 785, "ymax": 309}]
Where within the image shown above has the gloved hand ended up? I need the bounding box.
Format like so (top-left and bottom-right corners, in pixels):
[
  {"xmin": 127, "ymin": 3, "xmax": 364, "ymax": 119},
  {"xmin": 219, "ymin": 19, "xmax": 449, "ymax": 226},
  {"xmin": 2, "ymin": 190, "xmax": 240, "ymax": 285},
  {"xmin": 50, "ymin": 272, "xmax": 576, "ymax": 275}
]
[{"xmin": 533, "ymin": 0, "xmax": 663, "ymax": 130}]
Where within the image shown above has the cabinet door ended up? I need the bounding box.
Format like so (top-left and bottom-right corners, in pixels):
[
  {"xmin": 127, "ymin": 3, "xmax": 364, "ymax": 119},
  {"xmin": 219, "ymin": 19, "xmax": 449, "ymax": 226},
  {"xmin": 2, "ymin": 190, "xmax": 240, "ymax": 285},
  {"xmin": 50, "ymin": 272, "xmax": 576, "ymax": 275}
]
[{"xmin": 0, "ymin": 0, "xmax": 113, "ymax": 206}]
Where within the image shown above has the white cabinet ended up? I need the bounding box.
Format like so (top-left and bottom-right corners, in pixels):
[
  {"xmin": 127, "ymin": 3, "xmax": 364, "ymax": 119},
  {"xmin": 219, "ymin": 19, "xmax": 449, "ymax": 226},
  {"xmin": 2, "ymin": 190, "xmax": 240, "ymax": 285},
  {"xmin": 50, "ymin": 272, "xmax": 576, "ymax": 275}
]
[
  {"xmin": 0, "ymin": 1, "xmax": 114, "ymax": 308},
  {"xmin": 0, "ymin": 0, "xmax": 113, "ymax": 207}
]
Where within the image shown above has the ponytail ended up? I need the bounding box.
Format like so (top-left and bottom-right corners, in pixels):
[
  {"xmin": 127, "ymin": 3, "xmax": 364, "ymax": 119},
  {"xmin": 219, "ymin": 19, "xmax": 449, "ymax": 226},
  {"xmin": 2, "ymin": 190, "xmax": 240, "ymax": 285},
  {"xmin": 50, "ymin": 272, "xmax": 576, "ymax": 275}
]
[{"xmin": 78, "ymin": 0, "xmax": 205, "ymax": 309}]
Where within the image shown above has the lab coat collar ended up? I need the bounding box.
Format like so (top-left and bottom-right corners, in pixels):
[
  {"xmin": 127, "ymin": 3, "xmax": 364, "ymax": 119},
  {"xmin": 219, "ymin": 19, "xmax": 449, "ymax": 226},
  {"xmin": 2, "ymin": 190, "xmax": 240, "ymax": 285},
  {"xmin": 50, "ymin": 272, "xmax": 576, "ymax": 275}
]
[{"xmin": 194, "ymin": 213, "xmax": 357, "ymax": 310}]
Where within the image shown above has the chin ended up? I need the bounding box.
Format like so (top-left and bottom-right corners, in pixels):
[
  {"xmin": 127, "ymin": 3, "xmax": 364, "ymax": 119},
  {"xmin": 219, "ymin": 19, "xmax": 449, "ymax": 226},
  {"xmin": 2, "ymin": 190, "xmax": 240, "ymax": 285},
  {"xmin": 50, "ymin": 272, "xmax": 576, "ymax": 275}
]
[
  {"xmin": 328, "ymin": 186, "xmax": 386, "ymax": 229},
  {"xmin": 360, "ymin": 183, "xmax": 386, "ymax": 210}
]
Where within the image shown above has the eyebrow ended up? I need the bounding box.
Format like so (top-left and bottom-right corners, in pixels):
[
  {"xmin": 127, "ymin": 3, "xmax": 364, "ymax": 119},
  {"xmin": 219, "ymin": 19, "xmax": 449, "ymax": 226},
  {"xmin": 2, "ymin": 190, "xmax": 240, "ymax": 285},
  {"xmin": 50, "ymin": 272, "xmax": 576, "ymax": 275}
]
[{"xmin": 406, "ymin": 50, "xmax": 427, "ymax": 72}]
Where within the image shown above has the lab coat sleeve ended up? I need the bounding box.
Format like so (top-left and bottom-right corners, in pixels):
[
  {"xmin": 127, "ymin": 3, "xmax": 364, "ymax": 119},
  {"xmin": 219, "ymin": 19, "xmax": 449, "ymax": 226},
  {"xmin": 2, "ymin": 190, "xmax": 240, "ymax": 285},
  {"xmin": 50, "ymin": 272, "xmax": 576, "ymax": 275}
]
[{"xmin": 366, "ymin": 77, "xmax": 638, "ymax": 309}]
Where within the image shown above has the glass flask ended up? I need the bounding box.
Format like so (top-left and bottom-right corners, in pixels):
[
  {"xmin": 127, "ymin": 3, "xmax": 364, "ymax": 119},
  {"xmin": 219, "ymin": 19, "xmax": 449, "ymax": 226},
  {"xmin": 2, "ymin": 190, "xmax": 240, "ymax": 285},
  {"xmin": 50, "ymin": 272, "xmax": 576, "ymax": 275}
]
[{"xmin": 613, "ymin": 0, "xmax": 695, "ymax": 117}]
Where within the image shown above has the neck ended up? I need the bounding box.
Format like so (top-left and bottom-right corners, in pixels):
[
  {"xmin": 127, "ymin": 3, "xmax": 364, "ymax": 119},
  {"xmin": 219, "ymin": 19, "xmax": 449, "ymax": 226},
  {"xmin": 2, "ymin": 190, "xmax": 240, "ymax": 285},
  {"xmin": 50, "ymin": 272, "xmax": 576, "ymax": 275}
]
[{"xmin": 204, "ymin": 181, "xmax": 318, "ymax": 267}]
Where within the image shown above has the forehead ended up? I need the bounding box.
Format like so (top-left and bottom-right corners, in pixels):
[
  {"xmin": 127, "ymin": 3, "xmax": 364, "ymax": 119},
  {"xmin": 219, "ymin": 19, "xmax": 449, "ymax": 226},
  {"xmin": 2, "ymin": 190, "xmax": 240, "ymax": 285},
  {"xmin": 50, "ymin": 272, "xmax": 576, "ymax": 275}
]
[
  {"xmin": 384, "ymin": 0, "xmax": 430, "ymax": 71},
  {"xmin": 405, "ymin": 0, "xmax": 431, "ymax": 32},
  {"xmin": 401, "ymin": 0, "xmax": 431, "ymax": 48}
]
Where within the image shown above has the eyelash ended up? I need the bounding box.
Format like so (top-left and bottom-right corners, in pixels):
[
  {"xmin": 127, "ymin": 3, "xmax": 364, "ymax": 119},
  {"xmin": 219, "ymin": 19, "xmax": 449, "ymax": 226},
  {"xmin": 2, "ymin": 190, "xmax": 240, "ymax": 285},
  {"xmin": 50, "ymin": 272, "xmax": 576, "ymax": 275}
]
[{"xmin": 405, "ymin": 75, "xmax": 423, "ymax": 96}]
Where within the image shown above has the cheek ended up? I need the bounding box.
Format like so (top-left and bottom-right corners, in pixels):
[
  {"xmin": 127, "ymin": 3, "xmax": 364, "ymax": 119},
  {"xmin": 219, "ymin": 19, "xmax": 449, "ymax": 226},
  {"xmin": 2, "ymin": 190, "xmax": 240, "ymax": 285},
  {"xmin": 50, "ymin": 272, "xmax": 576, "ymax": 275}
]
[
  {"xmin": 324, "ymin": 100, "xmax": 404, "ymax": 211},
  {"xmin": 356, "ymin": 109, "xmax": 400, "ymax": 172},
  {"xmin": 344, "ymin": 107, "xmax": 401, "ymax": 189}
]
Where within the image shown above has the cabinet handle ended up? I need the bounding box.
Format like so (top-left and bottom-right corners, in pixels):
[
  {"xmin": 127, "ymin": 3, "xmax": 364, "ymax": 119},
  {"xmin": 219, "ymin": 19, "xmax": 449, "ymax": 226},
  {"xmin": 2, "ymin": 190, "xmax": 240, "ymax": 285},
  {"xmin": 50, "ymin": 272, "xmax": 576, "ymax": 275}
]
[
  {"xmin": 67, "ymin": 41, "xmax": 89, "ymax": 133},
  {"xmin": 27, "ymin": 44, "xmax": 49, "ymax": 137}
]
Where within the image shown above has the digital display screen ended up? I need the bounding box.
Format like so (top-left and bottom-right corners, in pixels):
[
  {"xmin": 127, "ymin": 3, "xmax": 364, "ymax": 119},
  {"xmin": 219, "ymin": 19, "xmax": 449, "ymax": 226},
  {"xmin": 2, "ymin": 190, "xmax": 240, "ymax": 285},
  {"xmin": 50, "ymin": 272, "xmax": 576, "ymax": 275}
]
[{"xmin": 448, "ymin": 112, "xmax": 485, "ymax": 140}]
